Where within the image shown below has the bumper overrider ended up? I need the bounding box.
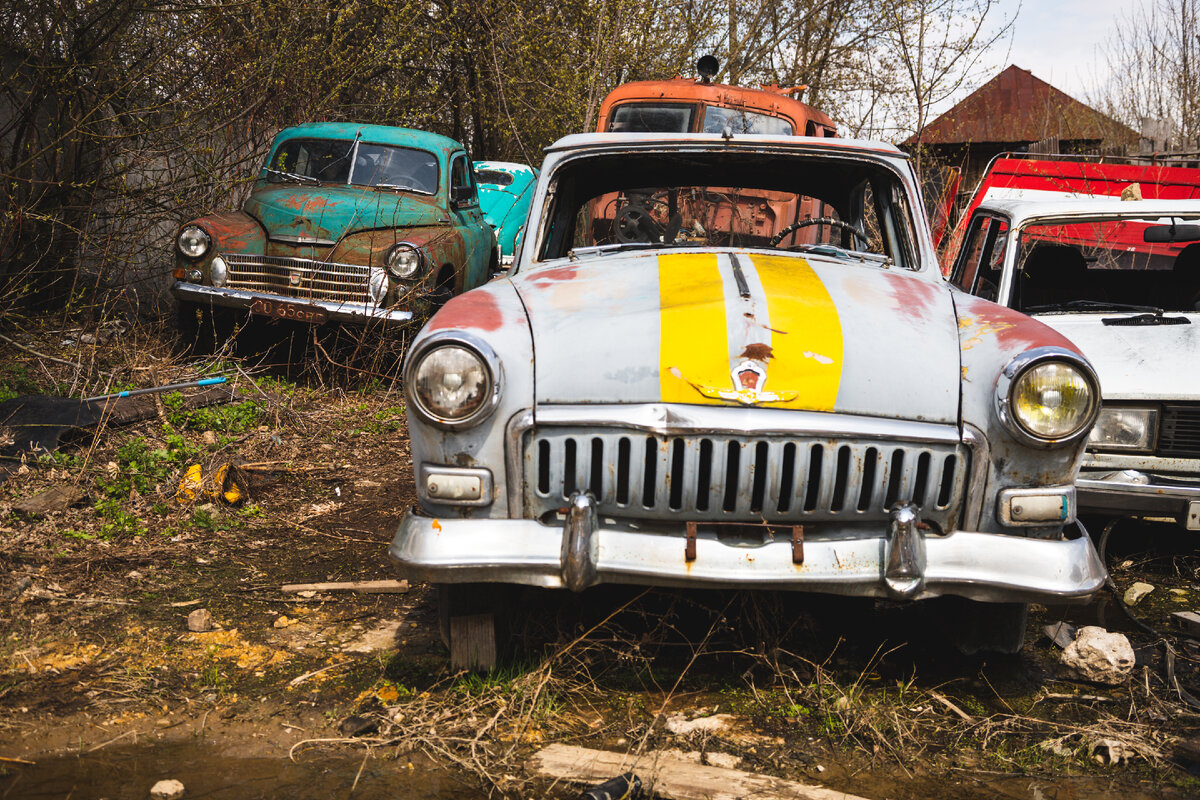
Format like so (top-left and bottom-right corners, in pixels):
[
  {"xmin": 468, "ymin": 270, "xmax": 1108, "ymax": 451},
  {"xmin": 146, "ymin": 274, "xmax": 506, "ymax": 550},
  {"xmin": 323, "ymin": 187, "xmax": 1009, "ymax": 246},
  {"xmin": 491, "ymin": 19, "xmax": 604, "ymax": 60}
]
[
  {"xmin": 1077, "ymin": 469, "xmax": 1200, "ymax": 529},
  {"xmin": 389, "ymin": 498, "xmax": 1107, "ymax": 603},
  {"xmin": 173, "ymin": 282, "xmax": 413, "ymax": 325}
]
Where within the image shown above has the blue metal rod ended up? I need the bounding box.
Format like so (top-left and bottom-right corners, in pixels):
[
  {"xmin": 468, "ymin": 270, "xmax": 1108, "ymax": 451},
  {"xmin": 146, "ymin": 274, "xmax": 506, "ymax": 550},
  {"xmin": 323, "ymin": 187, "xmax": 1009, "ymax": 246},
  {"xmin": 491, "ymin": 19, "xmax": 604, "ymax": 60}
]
[{"xmin": 85, "ymin": 376, "xmax": 227, "ymax": 403}]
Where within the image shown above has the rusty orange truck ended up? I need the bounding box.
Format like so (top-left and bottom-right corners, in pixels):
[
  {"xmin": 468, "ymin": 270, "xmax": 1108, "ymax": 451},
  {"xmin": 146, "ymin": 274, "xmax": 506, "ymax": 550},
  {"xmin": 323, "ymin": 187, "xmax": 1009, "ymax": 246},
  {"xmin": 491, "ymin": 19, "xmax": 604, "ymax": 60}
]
[{"xmin": 587, "ymin": 57, "xmax": 843, "ymax": 250}]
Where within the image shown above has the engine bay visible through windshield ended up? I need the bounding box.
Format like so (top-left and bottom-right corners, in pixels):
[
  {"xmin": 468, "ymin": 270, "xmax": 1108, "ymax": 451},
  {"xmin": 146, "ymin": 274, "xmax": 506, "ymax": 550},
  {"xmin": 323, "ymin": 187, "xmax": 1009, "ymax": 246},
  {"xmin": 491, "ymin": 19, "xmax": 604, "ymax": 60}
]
[{"xmin": 536, "ymin": 150, "xmax": 920, "ymax": 270}]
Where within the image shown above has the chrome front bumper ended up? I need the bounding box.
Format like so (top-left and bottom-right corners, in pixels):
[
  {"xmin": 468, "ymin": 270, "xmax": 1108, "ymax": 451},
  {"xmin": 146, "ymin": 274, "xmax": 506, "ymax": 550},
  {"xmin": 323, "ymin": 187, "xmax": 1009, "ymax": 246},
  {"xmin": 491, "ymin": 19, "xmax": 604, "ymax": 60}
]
[
  {"xmin": 172, "ymin": 282, "xmax": 414, "ymax": 325},
  {"xmin": 1077, "ymin": 469, "xmax": 1200, "ymax": 528},
  {"xmin": 389, "ymin": 502, "xmax": 1107, "ymax": 603}
]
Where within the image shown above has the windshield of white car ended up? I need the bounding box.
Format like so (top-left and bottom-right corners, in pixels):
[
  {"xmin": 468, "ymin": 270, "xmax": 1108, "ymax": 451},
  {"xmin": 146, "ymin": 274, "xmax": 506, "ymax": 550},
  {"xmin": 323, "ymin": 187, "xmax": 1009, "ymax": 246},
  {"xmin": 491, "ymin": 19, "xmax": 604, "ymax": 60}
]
[
  {"xmin": 265, "ymin": 138, "xmax": 439, "ymax": 194},
  {"xmin": 1014, "ymin": 216, "xmax": 1200, "ymax": 313},
  {"xmin": 538, "ymin": 150, "xmax": 919, "ymax": 270}
]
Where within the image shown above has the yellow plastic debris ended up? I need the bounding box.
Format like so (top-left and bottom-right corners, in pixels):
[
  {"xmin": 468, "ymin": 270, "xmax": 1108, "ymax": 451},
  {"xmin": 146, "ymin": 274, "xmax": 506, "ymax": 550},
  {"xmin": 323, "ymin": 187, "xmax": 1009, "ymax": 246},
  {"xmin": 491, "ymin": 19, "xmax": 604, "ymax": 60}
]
[{"xmin": 175, "ymin": 463, "xmax": 244, "ymax": 505}]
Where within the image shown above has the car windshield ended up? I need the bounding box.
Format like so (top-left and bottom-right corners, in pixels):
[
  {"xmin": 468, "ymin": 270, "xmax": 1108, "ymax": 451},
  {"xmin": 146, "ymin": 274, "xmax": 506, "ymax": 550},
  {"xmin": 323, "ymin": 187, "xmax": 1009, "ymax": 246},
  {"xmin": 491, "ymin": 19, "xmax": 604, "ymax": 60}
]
[
  {"xmin": 266, "ymin": 138, "xmax": 439, "ymax": 194},
  {"xmin": 609, "ymin": 103, "xmax": 695, "ymax": 132},
  {"xmin": 475, "ymin": 169, "xmax": 515, "ymax": 187},
  {"xmin": 1014, "ymin": 216, "xmax": 1200, "ymax": 313},
  {"xmin": 702, "ymin": 106, "xmax": 793, "ymax": 135},
  {"xmin": 536, "ymin": 149, "xmax": 919, "ymax": 269}
]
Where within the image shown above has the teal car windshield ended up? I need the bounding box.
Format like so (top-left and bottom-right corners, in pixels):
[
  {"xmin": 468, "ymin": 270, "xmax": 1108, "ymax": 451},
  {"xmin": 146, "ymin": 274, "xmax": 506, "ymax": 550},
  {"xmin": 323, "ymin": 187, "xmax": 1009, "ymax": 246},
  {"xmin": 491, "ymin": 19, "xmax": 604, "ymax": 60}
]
[{"xmin": 267, "ymin": 138, "xmax": 440, "ymax": 194}]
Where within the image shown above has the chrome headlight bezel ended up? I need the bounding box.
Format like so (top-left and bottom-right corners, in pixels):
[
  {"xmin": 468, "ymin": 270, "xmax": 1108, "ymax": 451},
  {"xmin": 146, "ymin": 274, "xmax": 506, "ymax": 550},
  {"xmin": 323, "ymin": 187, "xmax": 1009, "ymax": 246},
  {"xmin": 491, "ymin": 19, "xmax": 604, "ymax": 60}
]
[
  {"xmin": 994, "ymin": 347, "xmax": 1100, "ymax": 448},
  {"xmin": 385, "ymin": 243, "xmax": 424, "ymax": 280},
  {"xmin": 405, "ymin": 332, "xmax": 503, "ymax": 429},
  {"xmin": 177, "ymin": 225, "xmax": 211, "ymax": 259},
  {"xmin": 1087, "ymin": 405, "xmax": 1159, "ymax": 453}
]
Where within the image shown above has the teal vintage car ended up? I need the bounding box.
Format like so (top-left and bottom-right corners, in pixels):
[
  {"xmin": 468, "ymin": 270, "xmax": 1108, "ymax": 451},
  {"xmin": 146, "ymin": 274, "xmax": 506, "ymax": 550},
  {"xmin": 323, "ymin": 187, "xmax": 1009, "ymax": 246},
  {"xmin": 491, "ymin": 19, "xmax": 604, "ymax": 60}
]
[
  {"xmin": 473, "ymin": 161, "xmax": 537, "ymax": 266},
  {"xmin": 172, "ymin": 123, "xmax": 496, "ymax": 332}
]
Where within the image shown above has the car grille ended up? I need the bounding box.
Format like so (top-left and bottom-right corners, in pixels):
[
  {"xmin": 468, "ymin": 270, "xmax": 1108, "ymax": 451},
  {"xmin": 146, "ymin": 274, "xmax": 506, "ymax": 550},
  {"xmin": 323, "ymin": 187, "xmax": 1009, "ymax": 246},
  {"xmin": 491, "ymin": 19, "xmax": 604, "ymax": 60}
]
[
  {"xmin": 1159, "ymin": 404, "xmax": 1200, "ymax": 458},
  {"xmin": 221, "ymin": 253, "xmax": 370, "ymax": 304},
  {"xmin": 523, "ymin": 428, "xmax": 967, "ymax": 527}
]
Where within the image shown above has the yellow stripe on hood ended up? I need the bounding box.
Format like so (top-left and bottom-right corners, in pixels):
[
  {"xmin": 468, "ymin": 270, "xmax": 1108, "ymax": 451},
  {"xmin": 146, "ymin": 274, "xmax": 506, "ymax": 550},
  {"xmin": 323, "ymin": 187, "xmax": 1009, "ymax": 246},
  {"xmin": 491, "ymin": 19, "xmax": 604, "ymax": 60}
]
[
  {"xmin": 751, "ymin": 254, "xmax": 843, "ymax": 411},
  {"xmin": 658, "ymin": 252, "xmax": 728, "ymax": 403},
  {"xmin": 658, "ymin": 252, "xmax": 843, "ymax": 410}
]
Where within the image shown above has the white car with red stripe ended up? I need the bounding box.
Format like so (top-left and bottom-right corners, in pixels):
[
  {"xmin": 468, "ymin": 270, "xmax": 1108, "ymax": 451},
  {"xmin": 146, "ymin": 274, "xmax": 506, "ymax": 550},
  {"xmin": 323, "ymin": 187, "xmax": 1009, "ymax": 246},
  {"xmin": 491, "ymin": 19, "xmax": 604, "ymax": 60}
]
[
  {"xmin": 391, "ymin": 134, "xmax": 1108, "ymax": 665},
  {"xmin": 950, "ymin": 197, "xmax": 1200, "ymax": 530}
]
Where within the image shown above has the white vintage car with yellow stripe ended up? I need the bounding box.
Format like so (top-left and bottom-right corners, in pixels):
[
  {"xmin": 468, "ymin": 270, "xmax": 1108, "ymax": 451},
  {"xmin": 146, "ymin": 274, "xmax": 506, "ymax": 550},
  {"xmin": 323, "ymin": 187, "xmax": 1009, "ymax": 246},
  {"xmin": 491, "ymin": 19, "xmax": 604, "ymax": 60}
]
[{"xmin": 390, "ymin": 133, "xmax": 1108, "ymax": 659}]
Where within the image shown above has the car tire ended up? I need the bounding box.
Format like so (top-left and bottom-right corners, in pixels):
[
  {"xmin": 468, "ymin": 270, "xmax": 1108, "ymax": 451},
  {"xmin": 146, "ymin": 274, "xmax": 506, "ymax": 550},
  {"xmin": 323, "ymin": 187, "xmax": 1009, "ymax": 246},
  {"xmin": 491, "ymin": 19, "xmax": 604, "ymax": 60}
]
[
  {"xmin": 942, "ymin": 597, "xmax": 1029, "ymax": 655},
  {"xmin": 436, "ymin": 583, "xmax": 515, "ymax": 672}
]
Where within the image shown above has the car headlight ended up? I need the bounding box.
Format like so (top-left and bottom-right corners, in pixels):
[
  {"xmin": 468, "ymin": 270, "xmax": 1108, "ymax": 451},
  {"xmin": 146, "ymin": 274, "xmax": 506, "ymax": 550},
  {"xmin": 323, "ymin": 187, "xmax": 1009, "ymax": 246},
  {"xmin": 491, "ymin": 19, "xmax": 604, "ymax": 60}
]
[
  {"xmin": 210, "ymin": 255, "xmax": 228, "ymax": 287},
  {"xmin": 386, "ymin": 244, "xmax": 423, "ymax": 279},
  {"xmin": 1088, "ymin": 406, "xmax": 1158, "ymax": 452},
  {"xmin": 368, "ymin": 267, "xmax": 388, "ymax": 305},
  {"xmin": 996, "ymin": 351, "xmax": 1099, "ymax": 446},
  {"xmin": 177, "ymin": 225, "xmax": 211, "ymax": 259},
  {"xmin": 408, "ymin": 339, "xmax": 500, "ymax": 427}
]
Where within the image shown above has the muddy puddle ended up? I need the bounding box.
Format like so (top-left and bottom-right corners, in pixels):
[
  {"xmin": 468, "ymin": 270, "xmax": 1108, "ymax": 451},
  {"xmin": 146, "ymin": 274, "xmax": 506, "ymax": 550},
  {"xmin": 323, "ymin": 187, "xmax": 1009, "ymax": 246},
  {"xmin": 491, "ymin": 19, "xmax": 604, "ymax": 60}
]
[{"xmin": 0, "ymin": 743, "xmax": 485, "ymax": 800}]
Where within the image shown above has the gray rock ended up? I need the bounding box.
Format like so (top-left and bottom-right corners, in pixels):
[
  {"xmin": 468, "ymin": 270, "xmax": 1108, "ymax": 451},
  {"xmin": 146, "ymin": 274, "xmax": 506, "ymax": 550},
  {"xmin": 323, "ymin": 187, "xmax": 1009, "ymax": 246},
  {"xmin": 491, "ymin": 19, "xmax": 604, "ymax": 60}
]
[
  {"xmin": 187, "ymin": 608, "xmax": 213, "ymax": 632},
  {"xmin": 1061, "ymin": 626, "xmax": 1135, "ymax": 685},
  {"xmin": 1123, "ymin": 582, "xmax": 1155, "ymax": 606},
  {"xmin": 150, "ymin": 779, "xmax": 185, "ymax": 799}
]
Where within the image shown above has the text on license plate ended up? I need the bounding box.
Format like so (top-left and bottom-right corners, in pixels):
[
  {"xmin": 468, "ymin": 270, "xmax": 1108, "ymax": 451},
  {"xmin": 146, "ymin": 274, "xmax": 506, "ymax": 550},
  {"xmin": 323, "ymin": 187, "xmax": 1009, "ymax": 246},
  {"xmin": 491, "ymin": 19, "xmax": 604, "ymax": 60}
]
[{"xmin": 248, "ymin": 298, "xmax": 328, "ymax": 324}]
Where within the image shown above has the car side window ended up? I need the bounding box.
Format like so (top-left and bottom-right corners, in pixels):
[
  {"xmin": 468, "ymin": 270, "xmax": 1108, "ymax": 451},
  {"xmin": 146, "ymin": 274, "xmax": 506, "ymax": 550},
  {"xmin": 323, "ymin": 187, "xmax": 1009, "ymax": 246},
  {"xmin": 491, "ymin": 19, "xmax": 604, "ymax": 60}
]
[
  {"xmin": 451, "ymin": 155, "xmax": 476, "ymax": 204},
  {"xmin": 951, "ymin": 214, "xmax": 1009, "ymax": 301}
]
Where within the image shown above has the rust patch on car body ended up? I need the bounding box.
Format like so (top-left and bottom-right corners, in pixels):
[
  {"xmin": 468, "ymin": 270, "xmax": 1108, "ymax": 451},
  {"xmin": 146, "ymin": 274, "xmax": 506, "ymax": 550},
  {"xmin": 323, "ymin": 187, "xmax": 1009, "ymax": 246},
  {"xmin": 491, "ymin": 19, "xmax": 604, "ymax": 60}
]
[
  {"xmin": 956, "ymin": 294, "xmax": 1082, "ymax": 354},
  {"xmin": 739, "ymin": 343, "xmax": 774, "ymax": 361},
  {"xmin": 426, "ymin": 290, "xmax": 505, "ymax": 332}
]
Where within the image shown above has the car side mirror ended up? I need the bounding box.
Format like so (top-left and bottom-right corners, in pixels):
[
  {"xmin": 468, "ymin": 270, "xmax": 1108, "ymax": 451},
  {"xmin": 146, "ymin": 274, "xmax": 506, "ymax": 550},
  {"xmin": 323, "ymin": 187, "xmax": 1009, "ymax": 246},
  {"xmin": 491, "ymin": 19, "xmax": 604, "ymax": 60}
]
[
  {"xmin": 450, "ymin": 185, "xmax": 474, "ymax": 207},
  {"xmin": 1144, "ymin": 223, "xmax": 1200, "ymax": 243}
]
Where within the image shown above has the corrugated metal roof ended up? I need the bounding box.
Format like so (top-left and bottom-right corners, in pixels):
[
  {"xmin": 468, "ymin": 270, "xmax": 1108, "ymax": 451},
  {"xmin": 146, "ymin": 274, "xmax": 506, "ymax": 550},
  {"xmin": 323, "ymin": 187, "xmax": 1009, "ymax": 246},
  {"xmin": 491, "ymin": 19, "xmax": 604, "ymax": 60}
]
[{"xmin": 905, "ymin": 66, "xmax": 1137, "ymax": 146}]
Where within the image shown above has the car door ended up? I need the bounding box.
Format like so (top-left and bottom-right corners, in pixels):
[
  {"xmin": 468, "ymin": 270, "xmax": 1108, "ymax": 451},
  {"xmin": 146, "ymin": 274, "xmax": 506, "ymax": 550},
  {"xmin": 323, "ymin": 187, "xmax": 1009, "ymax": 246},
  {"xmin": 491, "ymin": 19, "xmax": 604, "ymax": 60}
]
[
  {"xmin": 950, "ymin": 213, "xmax": 1011, "ymax": 303},
  {"xmin": 449, "ymin": 152, "xmax": 494, "ymax": 290}
]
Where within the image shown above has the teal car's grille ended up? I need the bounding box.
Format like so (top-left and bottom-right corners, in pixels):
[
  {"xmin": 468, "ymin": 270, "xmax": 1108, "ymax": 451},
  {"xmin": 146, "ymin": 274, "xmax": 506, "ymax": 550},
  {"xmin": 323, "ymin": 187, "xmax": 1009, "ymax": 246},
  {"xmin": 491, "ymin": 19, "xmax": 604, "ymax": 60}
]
[{"xmin": 221, "ymin": 253, "xmax": 371, "ymax": 304}]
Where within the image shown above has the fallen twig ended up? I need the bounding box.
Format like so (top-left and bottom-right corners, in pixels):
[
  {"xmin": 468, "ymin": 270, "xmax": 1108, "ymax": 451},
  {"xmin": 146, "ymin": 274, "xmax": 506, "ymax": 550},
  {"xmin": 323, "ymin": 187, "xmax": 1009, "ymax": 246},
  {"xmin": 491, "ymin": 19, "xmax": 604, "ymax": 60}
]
[{"xmin": 281, "ymin": 580, "xmax": 407, "ymax": 594}]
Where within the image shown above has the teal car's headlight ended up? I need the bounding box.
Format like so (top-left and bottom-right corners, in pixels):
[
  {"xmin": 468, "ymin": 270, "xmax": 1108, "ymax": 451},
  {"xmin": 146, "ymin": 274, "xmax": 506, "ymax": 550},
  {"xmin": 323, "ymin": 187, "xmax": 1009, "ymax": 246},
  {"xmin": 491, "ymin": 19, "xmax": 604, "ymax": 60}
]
[
  {"xmin": 407, "ymin": 334, "xmax": 502, "ymax": 428},
  {"xmin": 177, "ymin": 225, "xmax": 211, "ymax": 259},
  {"xmin": 995, "ymin": 349, "xmax": 1099, "ymax": 447},
  {"xmin": 1088, "ymin": 406, "xmax": 1158, "ymax": 453},
  {"xmin": 385, "ymin": 243, "xmax": 423, "ymax": 280}
]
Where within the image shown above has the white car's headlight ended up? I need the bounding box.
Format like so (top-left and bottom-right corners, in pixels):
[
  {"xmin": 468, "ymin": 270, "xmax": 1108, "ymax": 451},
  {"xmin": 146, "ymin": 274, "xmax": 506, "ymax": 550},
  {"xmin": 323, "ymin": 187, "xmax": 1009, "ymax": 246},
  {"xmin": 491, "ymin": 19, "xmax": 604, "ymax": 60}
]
[
  {"xmin": 368, "ymin": 267, "xmax": 388, "ymax": 305},
  {"xmin": 177, "ymin": 225, "xmax": 211, "ymax": 259},
  {"xmin": 996, "ymin": 352, "xmax": 1099, "ymax": 446},
  {"xmin": 410, "ymin": 342, "xmax": 497, "ymax": 426},
  {"xmin": 385, "ymin": 243, "xmax": 423, "ymax": 279},
  {"xmin": 1088, "ymin": 406, "xmax": 1158, "ymax": 452}
]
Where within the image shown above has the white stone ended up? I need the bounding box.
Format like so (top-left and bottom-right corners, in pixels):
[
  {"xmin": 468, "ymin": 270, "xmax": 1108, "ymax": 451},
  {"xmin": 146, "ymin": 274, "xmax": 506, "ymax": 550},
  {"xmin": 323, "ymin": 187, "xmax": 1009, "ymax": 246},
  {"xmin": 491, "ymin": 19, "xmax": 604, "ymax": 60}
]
[
  {"xmin": 186, "ymin": 609, "xmax": 212, "ymax": 632},
  {"xmin": 664, "ymin": 713, "xmax": 734, "ymax": 736},
  {"xmin": 1123, "ymin": 582, "xmax": 1155, "ymax": 606},
  {"xmin": 200, "ymin": 431, "xmax": 218, "ymax": 446},
  {"xmin": 1061, "ymin": 626, "xmax": 1135, "ymax": 685},
  {"xmin": 150, "ymin": 779, "xmax": 185, "ymax": 799}
]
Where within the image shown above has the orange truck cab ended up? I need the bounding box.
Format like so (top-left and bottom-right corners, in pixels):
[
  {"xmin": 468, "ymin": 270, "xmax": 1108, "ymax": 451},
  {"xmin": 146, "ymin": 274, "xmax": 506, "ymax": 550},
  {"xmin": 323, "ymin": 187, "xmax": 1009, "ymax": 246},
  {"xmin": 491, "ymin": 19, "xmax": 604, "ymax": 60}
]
[{"xmin": 591, "ymin": 57, "xmax": 839, "ymax": 248}]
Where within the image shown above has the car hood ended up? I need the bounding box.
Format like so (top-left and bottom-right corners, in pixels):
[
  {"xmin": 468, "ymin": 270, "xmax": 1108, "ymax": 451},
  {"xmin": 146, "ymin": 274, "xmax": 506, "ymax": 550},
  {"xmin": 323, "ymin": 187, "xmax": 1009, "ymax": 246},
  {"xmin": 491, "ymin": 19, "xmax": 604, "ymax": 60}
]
[
  {"xmin": 478, "ymin": 186, "xmax": 520, "ymax": 226},
  {"xmin": 511, "ymin": 250, "xmax": 962, "ymax": 424},
  {"xmin": 1036, "ymin": 313, "xmax": 1200, "ymax": 401},
  {"xmin": 243, "ymin": 183, "xmax": 444, "ymax": 242}
]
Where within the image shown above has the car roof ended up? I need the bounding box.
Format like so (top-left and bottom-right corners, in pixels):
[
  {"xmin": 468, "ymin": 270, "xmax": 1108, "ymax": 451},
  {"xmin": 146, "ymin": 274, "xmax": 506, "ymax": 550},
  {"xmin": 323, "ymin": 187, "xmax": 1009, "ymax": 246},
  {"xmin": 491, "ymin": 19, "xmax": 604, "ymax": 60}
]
[
  {"xmin": 272, "ymin": 123, "xmax": 465, "ymax": 154},
  {"xmin": 543, "ymin": 132, "xmax": 907, "ymax": 159},
  {"xmin": 976, "ymin": 197, "xmax": 1200, "ymax": 224}
]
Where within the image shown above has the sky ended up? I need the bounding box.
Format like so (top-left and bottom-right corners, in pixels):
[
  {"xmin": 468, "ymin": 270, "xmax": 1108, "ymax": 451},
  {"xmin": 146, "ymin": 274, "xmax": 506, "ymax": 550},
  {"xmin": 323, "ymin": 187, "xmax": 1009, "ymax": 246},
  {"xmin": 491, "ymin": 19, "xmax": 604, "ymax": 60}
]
[{"xmin": 984, "ymin": 0, "xmax": 1128, "ymax": 105}]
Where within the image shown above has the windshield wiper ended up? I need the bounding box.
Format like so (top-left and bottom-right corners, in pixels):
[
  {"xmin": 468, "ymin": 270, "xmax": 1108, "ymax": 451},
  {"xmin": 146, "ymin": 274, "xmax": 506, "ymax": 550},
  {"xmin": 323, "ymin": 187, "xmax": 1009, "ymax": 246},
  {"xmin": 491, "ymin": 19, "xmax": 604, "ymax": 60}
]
[
  {"xmin": 568, "ymin": 243, "xmax": 658, "ymax": 260},
  {"xmin": 788, "ymin": 243, "xmax": 893, "ymax": 267},
  {"xmin": 265, "ymin": 168, "xmax": 319, "ymax": 185},
  {"xmin": 372, "ymin": 182, "xmax": 430, "ymax": 195},
  {"xmin": 1025, "ymin": 299, "xmax": 1164, "ymax": 314}
]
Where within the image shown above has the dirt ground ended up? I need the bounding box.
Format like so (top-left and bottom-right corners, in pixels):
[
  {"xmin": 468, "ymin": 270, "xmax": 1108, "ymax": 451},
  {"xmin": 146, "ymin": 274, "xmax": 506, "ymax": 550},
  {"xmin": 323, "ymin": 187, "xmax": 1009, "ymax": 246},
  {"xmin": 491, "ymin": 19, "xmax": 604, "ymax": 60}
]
[{"xmin": 2, "ymin": 318, "xmax": 1200, "ymax": 799}]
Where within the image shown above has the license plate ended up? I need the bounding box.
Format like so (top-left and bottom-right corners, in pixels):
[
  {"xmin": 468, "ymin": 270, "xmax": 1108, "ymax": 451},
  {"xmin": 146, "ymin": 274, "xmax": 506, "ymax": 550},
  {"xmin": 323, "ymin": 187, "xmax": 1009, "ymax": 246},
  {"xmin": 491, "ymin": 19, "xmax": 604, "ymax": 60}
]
[
  {"xmin": 249, "ymin": 298, "xmax": 327, "ymax": 324},
  {"xmin": 1188, "ymin": 501, "xmax": 1200, "ymax": 531}
]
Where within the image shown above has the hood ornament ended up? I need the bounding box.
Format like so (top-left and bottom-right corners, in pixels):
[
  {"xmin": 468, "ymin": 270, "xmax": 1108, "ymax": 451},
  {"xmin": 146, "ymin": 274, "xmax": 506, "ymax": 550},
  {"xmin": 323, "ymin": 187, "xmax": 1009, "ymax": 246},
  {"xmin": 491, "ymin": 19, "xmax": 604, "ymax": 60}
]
[{"xmin": 669, "ymin": 361, "xmax": 797, "ymax": 406}]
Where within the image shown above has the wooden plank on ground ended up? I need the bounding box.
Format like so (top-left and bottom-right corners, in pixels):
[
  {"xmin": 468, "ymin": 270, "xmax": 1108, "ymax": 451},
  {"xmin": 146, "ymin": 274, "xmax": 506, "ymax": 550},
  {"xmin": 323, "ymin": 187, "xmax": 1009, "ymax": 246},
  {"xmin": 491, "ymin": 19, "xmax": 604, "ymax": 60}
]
[
  {"xmin": 529, "ymin": 743, "xmax": 873, "ymax": 800},
  {"xmin": 280, "ymin": 579, "xmax": 408, "ymax": 594},
  {"xmin": 13, "ymin": 485, "xmax": 85, "ymax": 516}
]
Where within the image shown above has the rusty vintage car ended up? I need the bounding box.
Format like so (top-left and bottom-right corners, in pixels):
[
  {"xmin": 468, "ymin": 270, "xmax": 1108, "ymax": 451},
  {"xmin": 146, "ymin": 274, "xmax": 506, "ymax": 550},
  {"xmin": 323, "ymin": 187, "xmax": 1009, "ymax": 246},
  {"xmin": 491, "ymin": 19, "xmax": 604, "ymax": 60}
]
[
  {"xmin": 389, "ymin": 133, "xmax": 1107, "ymax": 666},
  {"xmin": 172, "ymin": 123, "xmax": 496, "ymax": 337}
]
